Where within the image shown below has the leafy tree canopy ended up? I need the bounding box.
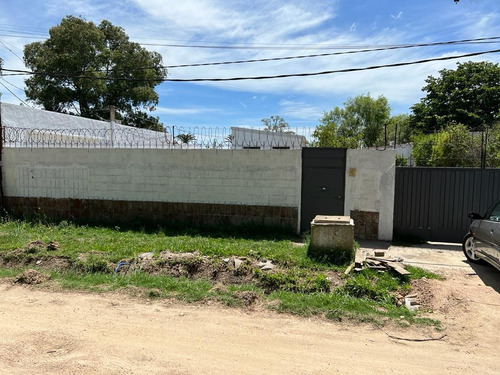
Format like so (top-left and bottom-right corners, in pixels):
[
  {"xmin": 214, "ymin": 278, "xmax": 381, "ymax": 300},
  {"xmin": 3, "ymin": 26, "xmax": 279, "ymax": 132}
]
[
  {"xmin": 412, "ymin": 123, "xmax": 483, "ymax": 167},
  {"xmin": 410, "ymin": 61, "xmax": 500, "ymax": 133},
  {"xmin": 23, "ymin": 16, "xmax": 167, "ymax": 130},
  {"xmin": 486, "ymin": 123, "xmax": 500, "ymax": 167},
  {"xmin": 312, "ymin": 94, "xmax": 390, "ymax": 148},
  {"xmin": 261, "ymin": 115, "xmax": 292, "ymax": 132},
  {"xmin": 386, "ymin": 114, "xmax": 412, "ymax": 145},
  {"xmin": 312, "ymin": 107, "xmax": 361, "ymax": 148}
]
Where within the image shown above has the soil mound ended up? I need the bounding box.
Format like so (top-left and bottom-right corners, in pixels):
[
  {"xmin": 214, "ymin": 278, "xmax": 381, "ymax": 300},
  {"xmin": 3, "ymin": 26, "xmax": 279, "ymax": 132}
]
[{"xmin": 14, "ymin": 269, "xmax": 50, "ymax": 285}]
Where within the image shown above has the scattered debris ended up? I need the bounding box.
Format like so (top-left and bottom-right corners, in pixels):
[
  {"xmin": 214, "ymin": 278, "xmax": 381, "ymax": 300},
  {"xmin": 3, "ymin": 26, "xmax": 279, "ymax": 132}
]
[
  {"xmin": 138, "ymin": 252, "xmax": 154, "ymax": 261},
  {"xmin": 233, "ymin": 258, "xmax": 244, "ymax": 270},
  {"xmin": 14, "ymin": 269, "xmax": 50, "ymax": 285},
  {"xmin": 114, "ymin": 261, "xmax": 131, "ymax": 275},
  {"xmin": 382, "ymin": 330, "xmax": 447, "ymax": 342},
  {"xmin": 386, "ymin": 261, "xmax": 411, "ymax": 276},
  {"xmin": 257, "ymin": 260, "xmax": 275, "ymax": 271},
  {"xmin": 353, "ymin": 249, "xmax": 410, "ymax": 275},
  {"xmin": 404, "ymin": 294, "xmax": 420, "ymax": 311},
  {"xmin": 344, "ymin": 262, "xmax": 355, "ymax": 275},
  {"xmin": 354, "ymin": 250, "xmax": 367, "ymax": 271}
]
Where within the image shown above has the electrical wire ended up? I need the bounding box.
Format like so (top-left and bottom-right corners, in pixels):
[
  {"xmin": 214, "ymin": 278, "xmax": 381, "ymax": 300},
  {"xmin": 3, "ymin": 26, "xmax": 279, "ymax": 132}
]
[
  {"xmin": 3, "ymin": 34, "xmax": 499, "ymax": 75},
  {"xmin": 4, "ymin": 31, "xmax": 500, "ymax": 71},
  {"xmin": 3, "ymin": 48, "xmax": 500, "ymax": 82},
  {"xmin": 0, "ymin": 76, "xmax": 25, "ymax": 92},
  {"xmin": 0, "ymin": 25, "xmax": 499, "ymax": 52},
  {"xmin": 163, "ymin": 39, "xmax": 500, "ymax": 69},
  {"xmin": 0, "ymin": 75, "xmax": 81, "ymax": 115},
  {"xmin": 139, "ymin": 37, "xmax": 500, "ymax": 50},
  {"xmin": 0, "ymin": 79, "xmax": 31, "ymax": 107},
  {"xmin": 0, "ymin": 39, "xmax": 24, "ymax": 64}
]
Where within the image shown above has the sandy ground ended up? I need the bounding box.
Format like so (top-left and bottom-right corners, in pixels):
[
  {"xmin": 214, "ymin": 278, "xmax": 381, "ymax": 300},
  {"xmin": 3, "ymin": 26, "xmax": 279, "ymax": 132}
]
[{"xmin": 1, "ymin": 244, "xmax": 499, "ymax": 375}]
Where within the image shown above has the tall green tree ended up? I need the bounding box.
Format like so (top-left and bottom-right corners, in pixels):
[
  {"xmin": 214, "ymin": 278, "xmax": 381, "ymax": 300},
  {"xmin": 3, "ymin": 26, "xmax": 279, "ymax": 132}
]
[
  {"xmin": 410, "ymin": 61, "xmax": 500, "ymax": 134},
  {"xmin": 341, "ymin": 94, "xmax": 390, "ymax": 146},
  {"xmin": 261, "ymin": 115, "xmax": 292, "ymax": 132},
  {"xmin": 23, "ymin": 16, "xmax": 167, "ymax": 130},
  {"xmin": 312, "ymin": 107, "xmax": 361, "ymax": 148},
  {"xmin": 312, "ymin": 94, "xmax": 390, "ymax": 148}
]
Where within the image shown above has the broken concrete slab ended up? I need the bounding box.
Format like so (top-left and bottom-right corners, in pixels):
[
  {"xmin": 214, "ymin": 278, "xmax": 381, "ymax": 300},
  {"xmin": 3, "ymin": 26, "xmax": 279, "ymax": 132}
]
[{"xmin": 257, "ymin": 260, "xmax": 275, "ymax": 271}]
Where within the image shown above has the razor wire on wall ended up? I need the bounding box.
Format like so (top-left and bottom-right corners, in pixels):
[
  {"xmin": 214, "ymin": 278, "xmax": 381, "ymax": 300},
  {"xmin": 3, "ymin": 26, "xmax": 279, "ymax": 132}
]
[{"xmin": 1, "ymin": 125, "xmax": 311, "ymax": 150}]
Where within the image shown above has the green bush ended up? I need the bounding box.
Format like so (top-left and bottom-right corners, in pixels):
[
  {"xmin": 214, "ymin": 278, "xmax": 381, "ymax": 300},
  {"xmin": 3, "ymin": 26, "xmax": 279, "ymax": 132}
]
[{"xmin": 395, "ymin": 154, "xmax": 408, "ymax": 166}]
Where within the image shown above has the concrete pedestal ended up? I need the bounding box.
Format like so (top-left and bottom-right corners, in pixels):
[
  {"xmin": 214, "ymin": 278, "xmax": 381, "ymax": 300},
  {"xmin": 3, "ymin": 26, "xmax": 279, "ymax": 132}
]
[{"xmin": 310, "ymin": 215, "xmax": 355, "ymax": 258}]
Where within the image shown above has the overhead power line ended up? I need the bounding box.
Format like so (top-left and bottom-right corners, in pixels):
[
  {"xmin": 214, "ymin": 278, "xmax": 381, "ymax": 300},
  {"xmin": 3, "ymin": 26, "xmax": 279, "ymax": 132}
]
[
  {"xmin": 162, "ymin": 36, "xmax": 500, "ymax": 69},
  {"xmin": 166, "ymin": 48, "xmax": 500, "ymax": 81},
  {"xmin": 0, "ymin": 79, "xmax": 31, "ymax": 107},
  {"xmin": 0, "ymin": 76, "xmax": 25, "ymax": 92},
  {"xmin": 0, "ymin": 39, "xmax": 24, "ymax": 63},
  {"xmin": 0, "ymin": 25, "xmax": 499, "ymax": 52},
  {"xmin": 3, "ymin": 35, "xmax": 500, "ymax": 78},
  {"xmin": 141, "ymin": 36, "xmax": 500, "ymax": 50},
  {"xmin": 2, "ymin": 48, "xmax": 500, "ymax": 82}
]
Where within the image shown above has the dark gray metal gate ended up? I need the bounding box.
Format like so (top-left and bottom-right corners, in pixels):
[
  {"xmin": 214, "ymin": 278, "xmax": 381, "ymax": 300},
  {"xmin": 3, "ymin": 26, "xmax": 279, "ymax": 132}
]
[
  {"xmin": 300, "ymin": 148, "xmax": 346, "ymax": 232},
  {"xmin": 394, "ymin": 167, "xmax": 500, "ymax": 242}
]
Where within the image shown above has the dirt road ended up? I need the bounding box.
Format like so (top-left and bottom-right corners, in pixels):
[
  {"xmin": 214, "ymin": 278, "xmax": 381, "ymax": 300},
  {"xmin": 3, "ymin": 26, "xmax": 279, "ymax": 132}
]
[{"xmin": 1, "ymin": 248, "xmax": 499, "ymax": 374}]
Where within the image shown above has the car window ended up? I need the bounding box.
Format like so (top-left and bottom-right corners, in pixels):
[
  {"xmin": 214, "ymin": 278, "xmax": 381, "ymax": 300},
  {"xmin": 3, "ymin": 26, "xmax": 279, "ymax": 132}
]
[{"xmin": 488, "ymin": 202, "xmax": 500, "ymax": 221}]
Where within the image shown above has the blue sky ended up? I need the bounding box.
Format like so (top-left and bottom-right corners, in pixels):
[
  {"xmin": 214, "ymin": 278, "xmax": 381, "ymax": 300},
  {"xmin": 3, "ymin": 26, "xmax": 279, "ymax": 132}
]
[{"xmin": 1, "ymin": 0, "xmax": 500, "ymax": 130}]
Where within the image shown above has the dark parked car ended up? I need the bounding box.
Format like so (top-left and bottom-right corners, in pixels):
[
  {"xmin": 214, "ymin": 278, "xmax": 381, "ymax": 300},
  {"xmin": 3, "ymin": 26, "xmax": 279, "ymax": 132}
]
[{"xmin": 463, "ymin": 199, "xmax": 500, "ymax": 271}]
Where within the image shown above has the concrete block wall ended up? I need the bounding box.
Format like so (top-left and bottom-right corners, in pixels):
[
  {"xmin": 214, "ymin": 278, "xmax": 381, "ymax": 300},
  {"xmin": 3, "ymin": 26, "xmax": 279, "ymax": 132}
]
[
  {"xmin": 344, "ymin": 149, "xmax": 396, "ymax": 241},
  {"xmin": 2, "ymin": 148, "xmax": 302, "ymax": 230},
  {"xmin": 1, "ymin": 147, "xmax": 396, "ymax": 238}
]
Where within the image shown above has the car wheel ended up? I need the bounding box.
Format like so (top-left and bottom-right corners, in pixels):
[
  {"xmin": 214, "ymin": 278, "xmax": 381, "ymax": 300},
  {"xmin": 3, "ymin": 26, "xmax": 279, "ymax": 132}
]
[{"xmin": 462, "ymin": 233, "xmax": 482, "ymax": 263}]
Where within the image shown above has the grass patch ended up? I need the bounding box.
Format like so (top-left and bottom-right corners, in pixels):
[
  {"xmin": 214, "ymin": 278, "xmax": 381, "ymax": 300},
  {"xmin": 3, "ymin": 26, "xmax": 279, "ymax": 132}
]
[
  {"xmin": 0, "ymin": 218, "xmax": 442, "ymax": 328},
  {"xmin": 52, "ymin": 271, "xmax": 214, "ymax": 302},
  {"xmin": 0, "ymin": 219, "xmax": 319, "ymax": 267},
  {"xmin": 405, "ymin": 265, "xmax": 443, "ymax": 280},
  {"xmin": 255, "ymin": 268, "xmax": 331, "ymax": 293},
  {"xmin": 268, "ymin": 290, "xmax": 409, "ymax": 324},
  {"xmin": 0, "ymin": 267, "xmax": 21, "ymax": 278}
]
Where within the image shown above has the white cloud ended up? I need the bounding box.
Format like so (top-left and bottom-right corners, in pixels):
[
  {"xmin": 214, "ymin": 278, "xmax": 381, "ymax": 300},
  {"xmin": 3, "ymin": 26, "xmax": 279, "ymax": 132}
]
[
  {"xmin": 133, "ymin": 0, "xmax": 336, "ymax": 41},
  {"xmin": 154, "ymin": 106, "xmax": 219, "ymax": 115},
  {"xmin": 279, "ymin": 99, "xmax": 323, "ymax": 121},
  {"xmin": 391, "ymin": 11, "xmax": 403, "ymax": 20},
  {"xmin": 43, "ymin": 0, "xmax": 113, "ymax": 20}
]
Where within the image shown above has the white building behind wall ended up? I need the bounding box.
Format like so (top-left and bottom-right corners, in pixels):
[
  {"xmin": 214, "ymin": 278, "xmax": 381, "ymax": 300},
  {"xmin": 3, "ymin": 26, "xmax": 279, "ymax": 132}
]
[
  {"xmin": 1, "ymin": 103, "xmax": 172, "ymax": 148},
  {"xmin": 230, "ymin": 127, "xmax": 307, "ymax": 150}
]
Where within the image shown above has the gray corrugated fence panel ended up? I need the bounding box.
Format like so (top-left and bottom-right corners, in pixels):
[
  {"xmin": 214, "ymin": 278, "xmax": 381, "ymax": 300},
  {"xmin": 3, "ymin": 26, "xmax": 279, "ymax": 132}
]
[{"xmin": 394, "ymin": 167, "xmax": 500, "ymax": 243}]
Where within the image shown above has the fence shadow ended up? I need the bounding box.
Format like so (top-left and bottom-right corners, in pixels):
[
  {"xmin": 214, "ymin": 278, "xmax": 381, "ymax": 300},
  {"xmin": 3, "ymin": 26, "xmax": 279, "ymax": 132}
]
[
  {"xmin": 419, "ymin": 242, "xmax": 463, "ymax": 252},
  {"xmin": 7, "ymin": 214, "xmax": 300, "ymax": 242}
]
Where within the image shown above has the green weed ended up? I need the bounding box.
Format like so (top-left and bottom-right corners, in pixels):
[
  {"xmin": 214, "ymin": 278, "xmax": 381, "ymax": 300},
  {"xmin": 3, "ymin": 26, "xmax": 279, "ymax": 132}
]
[{"xmin": 0, "ymin": 219, "xmax": 442, "ymax": 328}]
